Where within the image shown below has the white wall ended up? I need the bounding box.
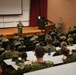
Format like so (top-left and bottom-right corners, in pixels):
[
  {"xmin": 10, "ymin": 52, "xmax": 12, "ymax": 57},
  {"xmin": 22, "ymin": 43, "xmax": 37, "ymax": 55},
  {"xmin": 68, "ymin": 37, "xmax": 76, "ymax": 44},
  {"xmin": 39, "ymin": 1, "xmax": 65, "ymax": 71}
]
[{"xmin": 0, "ymin": 0, "xmax": 30, "ymax": 28}]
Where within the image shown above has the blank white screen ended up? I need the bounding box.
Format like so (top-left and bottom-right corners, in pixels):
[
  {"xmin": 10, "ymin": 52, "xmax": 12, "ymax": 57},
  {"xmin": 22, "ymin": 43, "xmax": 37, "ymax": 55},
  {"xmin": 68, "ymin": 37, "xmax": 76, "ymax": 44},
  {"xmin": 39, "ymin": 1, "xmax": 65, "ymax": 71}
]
[{"xmin": 0, "ymin": 0, "xmax": 22, "ymax": 15}]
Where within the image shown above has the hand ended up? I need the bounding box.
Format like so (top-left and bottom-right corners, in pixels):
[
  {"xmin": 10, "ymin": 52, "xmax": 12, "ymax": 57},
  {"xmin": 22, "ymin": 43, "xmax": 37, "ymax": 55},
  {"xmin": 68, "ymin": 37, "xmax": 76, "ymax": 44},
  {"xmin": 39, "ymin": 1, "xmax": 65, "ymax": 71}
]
[
  {"xmin": 28, "ymin": 60, "xmax": 34, "ymax": 64},
  {"xmin": 62, "ymin": 56, "xmax": 67, "ymax": 61}
]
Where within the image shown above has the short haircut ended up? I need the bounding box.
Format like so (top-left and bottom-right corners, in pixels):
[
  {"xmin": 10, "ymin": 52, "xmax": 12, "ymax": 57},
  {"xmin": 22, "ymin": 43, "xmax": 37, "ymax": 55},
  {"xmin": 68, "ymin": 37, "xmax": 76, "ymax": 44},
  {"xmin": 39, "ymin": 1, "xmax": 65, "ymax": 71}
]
[
  {"xmin": 61, "ymin": 42, "xmax": 67, "ymax": 47},
  {"xmin": 10, "ymin": 45, "xmax": 15, "ymax": 50},
  {"xmin": 46, "ymin": 38, "xmax": 52, "ymax": 44},
  {"xmin": 20, "ymin": 52, "xmax": 27, "ymax": 60},
  {"xmin": 35, "ymin": 46, "xmax": 45, "ymax": 58}
]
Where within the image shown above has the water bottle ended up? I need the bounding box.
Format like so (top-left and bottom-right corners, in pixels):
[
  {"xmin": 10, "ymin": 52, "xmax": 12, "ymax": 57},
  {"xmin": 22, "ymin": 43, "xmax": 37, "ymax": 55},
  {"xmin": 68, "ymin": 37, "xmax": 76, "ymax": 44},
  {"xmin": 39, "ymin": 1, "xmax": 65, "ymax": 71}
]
[{"xmin": 48, "ymin": 47, "xmax": 51, "ymax": 55}]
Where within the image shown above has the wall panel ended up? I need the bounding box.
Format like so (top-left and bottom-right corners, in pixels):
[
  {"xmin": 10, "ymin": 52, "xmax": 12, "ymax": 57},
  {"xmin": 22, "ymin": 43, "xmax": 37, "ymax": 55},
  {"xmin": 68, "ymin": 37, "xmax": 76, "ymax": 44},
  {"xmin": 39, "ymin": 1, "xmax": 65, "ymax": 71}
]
[{"xmin": 47, "ymin": 0, "xmax": 76, "ymax": 33}]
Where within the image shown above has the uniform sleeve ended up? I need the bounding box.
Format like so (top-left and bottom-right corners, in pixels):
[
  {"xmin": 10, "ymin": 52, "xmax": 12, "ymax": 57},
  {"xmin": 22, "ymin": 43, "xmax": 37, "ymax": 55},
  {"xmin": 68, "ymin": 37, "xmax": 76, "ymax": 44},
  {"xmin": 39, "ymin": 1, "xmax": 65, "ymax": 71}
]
[
  {"xmin": 17, "ymin": 64, "xmax": 31, "ymax": 73},
  {"xmin": 63, "ymin": 53, "xmax": 76, "ymax": 63},
  {"xmin": 45, "ymin": 61, "xmax": 54, "ymax": 67},
  {"xmin": 0, "ymin": 52, "xmax": 5, "ymax": 60}
]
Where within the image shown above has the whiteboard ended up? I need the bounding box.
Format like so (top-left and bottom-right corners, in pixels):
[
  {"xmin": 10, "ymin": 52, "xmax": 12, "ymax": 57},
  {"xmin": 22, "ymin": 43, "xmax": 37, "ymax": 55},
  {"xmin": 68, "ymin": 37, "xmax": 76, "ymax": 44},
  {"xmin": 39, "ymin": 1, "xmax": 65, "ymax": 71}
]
[{"xmin": 0, "ymin": 0, "xmax": 22, "ymax": 15}]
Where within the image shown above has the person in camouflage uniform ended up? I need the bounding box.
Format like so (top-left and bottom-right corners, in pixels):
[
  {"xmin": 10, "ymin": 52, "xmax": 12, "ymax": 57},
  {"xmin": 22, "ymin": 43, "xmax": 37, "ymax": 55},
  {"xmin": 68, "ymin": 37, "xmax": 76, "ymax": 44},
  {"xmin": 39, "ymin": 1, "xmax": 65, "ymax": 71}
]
[
  {"xmin": 0, "ymin": 42, "xmax": 5, "ymax": 51},
  {"xmin": 20, "ymin": 52, "xmax": 28, "ymax": 61},
  {"xmin": 57, "ymin": 17, "xmax": 63, "ymax": 32},
  {"xmin": 72, "ymin": 26, "xmax": 76, "ymax": 33},
  {"xmin": 17, "ymin": 46, "xmax": 54, "ymax": 74},
  {"xmin": 0, "ymin": 45, "xmax": 20, "ymax": 75},
  {"xmin": 0, "ymin": 42, "xmax": 5, "ymax": 55},
  {"xmin": 0, "ymin": 45, "xmax": 20, "ymax": 60},
  {"xmin": 53, "ymin": 41, "xmax": 69, "ymax": 56},
  {"xmin": 67, "ymin": 34, "xmax": 73, "ymax": 46},
  {"xmin": 62, "ymin": 49, "xmax": 76, "ymax": 64},
  {"xmin": 17, "ymin": 20, "xmax": 23, "ymax": 36},
  {"xmin": 44, "ymin": 38, "xmax": 56, "ymax": 52},
  {"xmin": 52, "ymin": 36, "xmax": 60, "ymax": 47},
  {"xmin": 18, "ymin": 41, "xmax": 26, "ymax": 49}
]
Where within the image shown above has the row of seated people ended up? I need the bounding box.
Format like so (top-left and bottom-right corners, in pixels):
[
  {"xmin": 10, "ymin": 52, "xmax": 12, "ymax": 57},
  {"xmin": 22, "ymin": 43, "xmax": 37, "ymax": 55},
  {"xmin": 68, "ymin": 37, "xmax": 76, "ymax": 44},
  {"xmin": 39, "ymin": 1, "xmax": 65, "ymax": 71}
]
[
  {"xmin": 0, "ymin": 26, "xmax": 76, "ymax": 74},
  {"xmin": 0, "ymin": 43, "xmax": 76, "ymax": 75},
  {"xmin": 1, "ymin": 25, "xmax": 76, "ymax": 74},
  {"xmin": 0, "ymin": 26, "xmax": 76, "ymax": 52},
  {"xmin": 0, "ymin": 34, "xmax": 75, "ymax": 55},
  {"xmin": 0, "ymin": 37, "xmax": 76, "ymax": 74},
  {"xmin": 0, "ymin": 34, "xmax": 76, "ymax": 60}
]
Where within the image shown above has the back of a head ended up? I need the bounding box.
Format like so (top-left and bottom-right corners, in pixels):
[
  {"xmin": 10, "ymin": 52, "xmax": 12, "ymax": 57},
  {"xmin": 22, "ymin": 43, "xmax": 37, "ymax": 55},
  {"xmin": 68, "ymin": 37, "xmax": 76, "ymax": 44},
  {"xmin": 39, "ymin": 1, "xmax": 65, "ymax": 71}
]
[
  {"xmin": 61, "ymin": 41, "xmax": 67, "ymax": 47},
  {"xmin": 10, "ymin": 45, "xmax": 15, "ymax": 50},
  {"xmin": 21, "ymin": 41, "xmax": 24, "ymax": 44},
  {"xmin": 20, "ymin": 52, "xmax": 27, "ymax": 60},
  {"xmin": 0, "ymin": 42, "xmax": 2, "ymax": 46},
  {"xmin": 5, "ymin": 44, "xmax": 11, "ymax": 50},
  {"xmin": 68, "ymin": 34, "xmax": 72, "ymax": 38},
  {"xmin": 46, "ymin": 38, "xmax": 52, "ymax": 44},
  {"xmin": 35, "ymin": 46, "xmax": 45, "ymax": 58}
]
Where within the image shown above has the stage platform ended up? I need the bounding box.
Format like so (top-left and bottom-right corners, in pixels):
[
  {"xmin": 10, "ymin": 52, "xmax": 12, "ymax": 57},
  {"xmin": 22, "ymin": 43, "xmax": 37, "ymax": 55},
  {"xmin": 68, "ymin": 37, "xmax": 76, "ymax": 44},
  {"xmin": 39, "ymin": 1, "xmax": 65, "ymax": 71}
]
[{"xmin": 0, "ymin": 26, "xmax": 41, "ymax": 39}]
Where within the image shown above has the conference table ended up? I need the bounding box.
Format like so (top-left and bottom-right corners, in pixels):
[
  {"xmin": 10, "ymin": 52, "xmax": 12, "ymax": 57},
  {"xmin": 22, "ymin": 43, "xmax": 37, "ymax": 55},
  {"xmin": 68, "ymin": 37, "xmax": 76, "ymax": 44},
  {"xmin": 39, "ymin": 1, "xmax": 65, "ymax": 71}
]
[
  {"xmin": 4, "ymin": 44, "xmax": 76, "ymax": 70},
  {"xmin": 56, "ymin": 44, "xmax": 76, "ymax": 51},
  {"xmin": 4, "ymin": 51, "xmax": 63, "ymax": 70}
]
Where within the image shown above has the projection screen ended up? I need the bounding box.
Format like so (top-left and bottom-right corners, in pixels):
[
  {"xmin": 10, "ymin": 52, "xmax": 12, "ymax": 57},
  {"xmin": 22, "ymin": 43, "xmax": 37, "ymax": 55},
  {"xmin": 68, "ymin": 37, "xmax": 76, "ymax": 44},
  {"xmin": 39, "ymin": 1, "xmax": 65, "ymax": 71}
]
[{"xmin": 0, "ymin": 0, "xmax": 22, "ymax": 15}]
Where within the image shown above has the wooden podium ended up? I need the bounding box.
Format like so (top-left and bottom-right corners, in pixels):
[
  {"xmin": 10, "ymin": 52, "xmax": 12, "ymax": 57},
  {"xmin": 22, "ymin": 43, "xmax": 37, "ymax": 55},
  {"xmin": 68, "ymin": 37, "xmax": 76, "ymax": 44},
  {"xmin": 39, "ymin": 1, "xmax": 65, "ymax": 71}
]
[
  {"xmin": 37, "ymin": 19, "xmax": 45, "ymax": 30},
  {"xmin": 45, "ymin": 25, "xmax": 56, "ymax": 33},
  {"xmin": 37, "ymin": 18, "xmax": 56, "ymax": 32}
]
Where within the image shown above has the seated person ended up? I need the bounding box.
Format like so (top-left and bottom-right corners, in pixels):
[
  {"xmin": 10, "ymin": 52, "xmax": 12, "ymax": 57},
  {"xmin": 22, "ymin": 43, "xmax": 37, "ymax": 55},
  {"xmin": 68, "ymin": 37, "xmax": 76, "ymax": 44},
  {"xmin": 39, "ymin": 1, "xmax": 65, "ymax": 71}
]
[
  {"xmin": 17, "ymin": 46, "xmax": 54, "ymax": 74},
  {"xmin": 0, "ymin": 45, "xmax": 20, "ymax": 60},
  {"xmin": 53, "ymin": 41, "xmax": 69, "ymax": 56},
  {"xmin": 32, "ymin": 38, "xmax": 39, "ymax": 45},
  {"xmin": 35, "ymin": 42, "xmax": 44, "ymax": 48},
  {"xmin": 1, "ymin": 35, "xmax": 9, "ymax": 42},
  {"xmin": 44, "ymin": 38, "xmax": 56, "ymax": 52},
  {"xmin": 52, "ymin": 36, "xmax": 60, "ymax": 47},
  {"xmin": 0, "ymin": 42, "xmax": 5, "ymax": 55},
  {"xmin": 0, "ymin": 42, "xmax": 5, "ymax": 51},
  {"xmin": 5, "ymin": 44, "xmax": 11, "ymax": 51},
  {"xmin": 18, "ymin": 35, "xmax": 24, "ymax": 41},
  {"xmin": 17, "ymin": 41, "xmax": 26, "ymax": 49},
  {"xmin": 62, "ymin": 49, "xmax": 76, "ymax": 63},
  {"xmin": 72, "ymin": 26, "xmax": 76, "ymax": 33},
  {"xmin": 30, "ymin": 33, "xmax": 38, "ymax": 42},
  {"xmin": 72, "ymin": 33, "xmax": 76, "ymax": 44},
  {"xmin": 39, "ymin": 30, "xmax": 45, "ymax": 35},
  {"xmin": 26, "ymin": 33, "xmax": 32, "ymax": 37},
  {"xmin": 59, "ymin": 35, "xmax": 67, "ymax": 42},
  {"xmin": 45, "ymin": 33, "xmax": 53, "ymax": 41},
  {"xmin": 20, "ymin": 52, "xmax": 28, "ymax": 61},
  {"xmin": 13, "ymin": 33, "xmax": 19, "ymax": 40},
  {"xmin": 13, "ymin": 38, "xmax": 21, "ymax": 46},
  {"xmin": 67, "ymin": 34, "xmax": 73, "ymax": 46},
  {"xmin": 67, "ymin": 27, "xmax": 72, "ymax": 34}
]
